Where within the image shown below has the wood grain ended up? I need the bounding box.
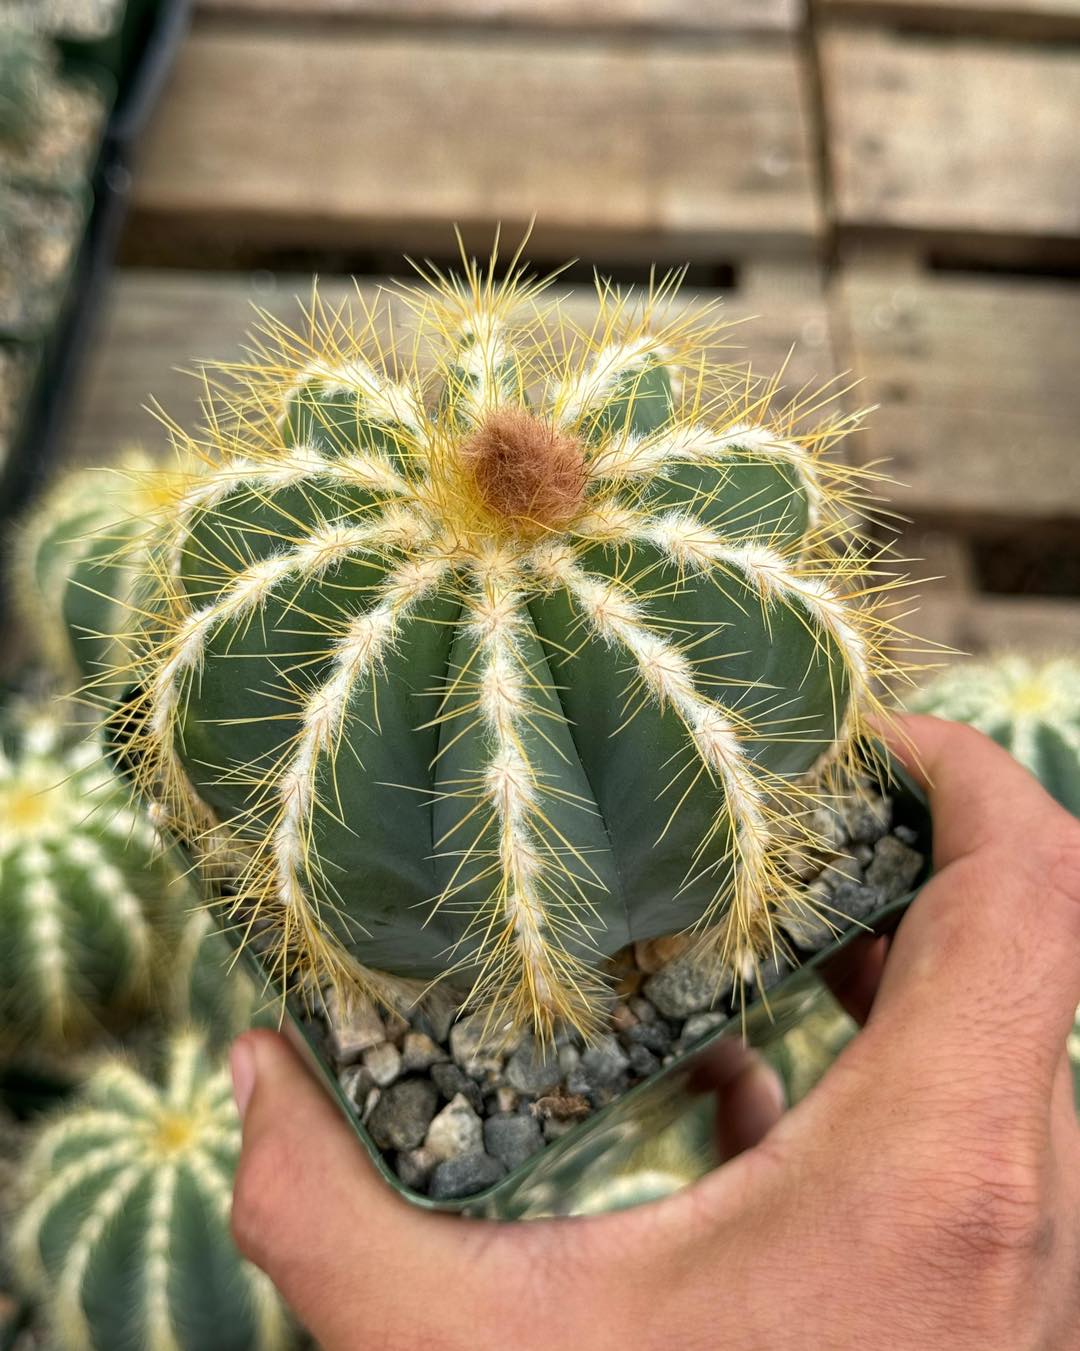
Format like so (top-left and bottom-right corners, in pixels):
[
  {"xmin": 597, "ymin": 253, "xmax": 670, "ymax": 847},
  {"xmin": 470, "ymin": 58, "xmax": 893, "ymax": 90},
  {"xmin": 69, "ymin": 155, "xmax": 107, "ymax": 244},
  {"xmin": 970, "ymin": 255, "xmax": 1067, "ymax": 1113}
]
[
  {"xmin": 832, "ymin": 264, "xmax": 1080, "ymax": 522},
  {"xmin": 822, "ymin": 29, "xmax": 1080, "ymax": 243},
  {"xmin": 198, "ymin": 0, "xmax": 803, "ymax": 32},
  {"xmin": 66, "ymin": 264, "xmax": 838, "ymax": 466},
  {"xmin": 130, "ymin": 27, "xmax": 822, "ymax": 260},
  {"xmin": 819, "ymin": 0, "xmax": 1080, "ymax": 40}
]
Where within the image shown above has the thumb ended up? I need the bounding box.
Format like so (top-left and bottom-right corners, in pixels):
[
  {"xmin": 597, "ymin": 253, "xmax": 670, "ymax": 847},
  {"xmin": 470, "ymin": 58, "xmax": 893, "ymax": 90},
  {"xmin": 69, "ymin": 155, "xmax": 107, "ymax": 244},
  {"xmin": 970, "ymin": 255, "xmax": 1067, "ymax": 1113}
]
[{"xmin": 229, "ymin": 1028, "xmax": 457, "ymax": 1341}]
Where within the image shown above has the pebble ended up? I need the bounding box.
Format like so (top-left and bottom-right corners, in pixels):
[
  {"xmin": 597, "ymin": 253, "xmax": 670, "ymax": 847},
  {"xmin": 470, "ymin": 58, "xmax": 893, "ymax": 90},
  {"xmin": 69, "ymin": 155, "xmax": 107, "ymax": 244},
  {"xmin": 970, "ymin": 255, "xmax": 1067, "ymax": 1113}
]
[
  {"xmin": 643, "ymin": 952, "xmax": 733, "ymax": 1019},
  {"xmin": 866, "ymin": 835, "xmax": 923, "ymax": 900},
  {"xmin": 362, "ymin": 1042, "xmax": 402, "ymax": 1087},
  {"xmin": 337, "ymin": 1064, "xmax": 375, "ymax": 1109},
  {"xmin": 483, "ymin": 1113, "xmax": 544, "ymax": 1171},
  {"xmin": 382, "ymin": 1008, "xmax": 411, "ymax": 1043},
  {"xmin": 505, "ymin": 1037, "xmax": 561, "ymax": 1097},
  {"xmin": 431, "ymin": 1062, "xmax": 485, "ymax": 1114},
  {"xmin": 449, "ymin": 1014, "xmax": 508, "ymax": 1078},
  {"xmin": 781, "ymin": 882, "xmax": 834, "ymax": 949},
  {"xmin": 569, "ymin": 1036, "xmax": 631, "ymax": 1102},
  {"xmin": 424, "ymin": 1093, "xmax": 484, "ymax": 1161},
  {"xmin": 840, "ymin": 792, "xmax": 892, "ymax": 845},
  {"xmin": 326, "ymin": 991, "xmax": 386, "ymax": 1063},
  {"xmin": 627, "ymin": 1044, "xmax": 660, "ymax": 1077},
  {"xmin": 428, "ymin": 1151, "xmax": 506, "ymax": 1200},
  {"xmin": 624, "ymin": 1019, "xmax": 673, "ymax": 1056},
  {"xmin": 395, "ymin": 1146, "xmax": 438, "ymax": 1190},
  {"xmin": 629, "ymin": 995, "xmax": 659, "ymax": 1024},
  {"xmin": 542, "ymin": 1118, "xmax": 577, "ymax": 1142},
  {"xmin": 679, "ymin": 1010, "xmax": 726, "ymax": 1046},
  {"xmin": 366, "ymin": 1079, "xmax": 439, "ymax": 1151},
  {"xmin": 401, "ymin": 1031, "xmax": 448, "ymax": 1073}
]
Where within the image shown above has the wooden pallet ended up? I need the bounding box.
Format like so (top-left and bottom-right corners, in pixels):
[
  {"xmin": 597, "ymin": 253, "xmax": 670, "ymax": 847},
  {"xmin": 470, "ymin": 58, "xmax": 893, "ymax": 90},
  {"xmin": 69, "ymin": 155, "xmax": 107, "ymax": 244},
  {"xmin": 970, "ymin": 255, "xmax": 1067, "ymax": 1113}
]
[
  {"xmin": 128, "ymin": 18, "xmax": 822, "ymax": 262},
  {"xmin": 820, "ymin": 27, "xmax": 1080, "ymax": 259},
  {"xmin": 819, "ymin": 0, "xmax": 1080, "ymax": 40}
]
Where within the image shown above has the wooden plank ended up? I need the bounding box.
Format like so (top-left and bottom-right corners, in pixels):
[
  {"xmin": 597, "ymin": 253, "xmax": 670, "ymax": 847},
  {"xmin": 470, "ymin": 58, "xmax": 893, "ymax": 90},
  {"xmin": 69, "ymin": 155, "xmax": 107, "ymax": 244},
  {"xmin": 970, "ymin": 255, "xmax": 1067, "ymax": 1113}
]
[
  {"xmin": 913, "ymin": 591, "xmax": 1080, "ymax": 655},
  {"xmin": 819, "ymin": 0, "xmax": 1080, "ymax": 40},
  {"xmin": 197, "ymin": 0, "xmax": 802, "ymax": 32},
  {"xmin": 66, "ymin": 264, "xmax": 838, "ymax": 466},
  {"xmin": 130, "ymin": 27, "xmax": 822, "ymax": 260},
  {"xmin": 821, "ymin": 29, "xmax": 1080, "ymax": 244},
  {"xmin": 832, "ymin": 265, "xmax": 1080, "ymax": 522}
]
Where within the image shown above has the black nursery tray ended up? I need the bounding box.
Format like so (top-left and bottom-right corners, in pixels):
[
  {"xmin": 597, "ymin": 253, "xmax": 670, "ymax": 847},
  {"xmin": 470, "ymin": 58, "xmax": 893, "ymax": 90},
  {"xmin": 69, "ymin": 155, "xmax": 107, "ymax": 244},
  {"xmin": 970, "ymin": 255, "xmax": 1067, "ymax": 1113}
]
[{"xmin": 241, "ymin": 757, "xmax": 933, "ymax": 1221}]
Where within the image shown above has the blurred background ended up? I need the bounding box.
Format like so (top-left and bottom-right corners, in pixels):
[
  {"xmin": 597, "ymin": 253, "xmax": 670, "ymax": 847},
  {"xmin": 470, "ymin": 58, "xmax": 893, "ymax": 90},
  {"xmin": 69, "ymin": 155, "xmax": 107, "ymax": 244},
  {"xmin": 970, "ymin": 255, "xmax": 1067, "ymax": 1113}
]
[{"xmin": 3, "ymin": 0, "xmax": 1079, "ymax": 664}]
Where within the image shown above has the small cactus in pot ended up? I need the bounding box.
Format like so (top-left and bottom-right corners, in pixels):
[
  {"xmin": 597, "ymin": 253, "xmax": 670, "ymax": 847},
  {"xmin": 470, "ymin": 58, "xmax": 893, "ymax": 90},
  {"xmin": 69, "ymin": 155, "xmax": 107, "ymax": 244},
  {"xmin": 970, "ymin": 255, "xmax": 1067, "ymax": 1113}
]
[
  {"xmin": 9, "ymin": 1031, "xmax": 293, "ymax": 1351},
  {"xmin": 0, "ymin": 706, "xmax": 181, "ymax": 1051},
  {"xmin": 92, "ymin": 256, "xmax": 908, "ymax": 1039}
]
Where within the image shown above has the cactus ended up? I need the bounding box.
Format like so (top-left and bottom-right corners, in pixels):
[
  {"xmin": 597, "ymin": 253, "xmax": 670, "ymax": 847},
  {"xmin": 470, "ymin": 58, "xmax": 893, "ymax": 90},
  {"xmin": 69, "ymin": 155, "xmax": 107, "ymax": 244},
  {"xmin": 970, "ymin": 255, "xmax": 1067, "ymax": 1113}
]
[
  {"xmin": 910, "ymin": 654, "xmax": 1080, "ymax": 816},
  {"xmin": 98, "ymin": 256, "xmax": 907, "ymax": 1038},
  {"xmin": 0, "ymin": 706, "xmax": 181, "ymax": 1051},
  {"xmin": 14, "ymin": 450, "xmax": 186, "ymax": 690},
  {"xmin": 10, "ymin": 1032, "xmax": 292, "ymax": 1351},
  {"xmin": 0, "ymin": 23, "xmax": 51, "ymax": 147}
]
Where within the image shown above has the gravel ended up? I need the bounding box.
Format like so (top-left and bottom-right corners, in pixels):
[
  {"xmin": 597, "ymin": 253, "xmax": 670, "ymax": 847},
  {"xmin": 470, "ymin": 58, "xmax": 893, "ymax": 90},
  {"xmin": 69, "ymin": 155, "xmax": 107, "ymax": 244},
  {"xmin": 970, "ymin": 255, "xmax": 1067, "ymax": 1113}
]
[
  {"xmin": 428, "ymin": 1151, "xmax": 507, "ymax": 1200},
  {"xmin": 424, "ymin": 1094, "xmax": 484, "ymax": 1161},
  {"xmin": 483, "ymin": 1113, "xmax": 544, "ymax": 1171},
  {"xmin": 307, "ymin": 776, "xmax": 926, "ymax": 1198},
  {"xmin": 366, "ymin": 1079, "xmax": 440, "ymax": 1152}
]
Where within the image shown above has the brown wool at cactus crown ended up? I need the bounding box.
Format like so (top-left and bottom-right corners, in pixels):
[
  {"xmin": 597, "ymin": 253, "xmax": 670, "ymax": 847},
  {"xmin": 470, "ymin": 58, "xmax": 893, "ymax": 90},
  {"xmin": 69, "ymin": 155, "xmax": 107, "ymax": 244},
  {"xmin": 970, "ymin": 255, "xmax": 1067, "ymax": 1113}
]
[{"xmin": 25, "ymin": 245, "xmax": 930, "ymax": 1213}]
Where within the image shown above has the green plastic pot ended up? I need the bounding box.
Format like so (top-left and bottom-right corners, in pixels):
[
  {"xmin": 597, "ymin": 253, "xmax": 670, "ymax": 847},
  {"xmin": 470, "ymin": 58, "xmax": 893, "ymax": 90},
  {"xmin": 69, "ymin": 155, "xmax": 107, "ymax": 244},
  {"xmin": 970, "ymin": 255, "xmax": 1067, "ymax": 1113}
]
[{"xmin": 232, "ymin": 754, "xmax": 932, "ymax": 1220}]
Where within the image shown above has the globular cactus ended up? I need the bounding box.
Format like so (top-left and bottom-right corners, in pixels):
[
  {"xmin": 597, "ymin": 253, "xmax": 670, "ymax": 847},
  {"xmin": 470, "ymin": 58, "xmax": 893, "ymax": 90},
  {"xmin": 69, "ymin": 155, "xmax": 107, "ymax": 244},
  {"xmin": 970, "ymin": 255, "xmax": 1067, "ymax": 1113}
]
[
  {"xmin": 910, "ymin": 654, "xmax": 1080, "ymax": 816},
  {"xmin": 100, "ymin": 257, "xmax": 907, "ymax": 1038},
  {"xmin": 14, "ymin": 450, "xmax": 185, "ymax": 691},
  {"xmin": 0, "ymin": 707, "xmax": 180, "ymax": 1050},
  {"xmin": 0, "ymin": 23, "xmax": 51, "ymax": 147},
  {"xmin": 10, "ymin": 1032, "xmax": 292, "ymax": 1351}
]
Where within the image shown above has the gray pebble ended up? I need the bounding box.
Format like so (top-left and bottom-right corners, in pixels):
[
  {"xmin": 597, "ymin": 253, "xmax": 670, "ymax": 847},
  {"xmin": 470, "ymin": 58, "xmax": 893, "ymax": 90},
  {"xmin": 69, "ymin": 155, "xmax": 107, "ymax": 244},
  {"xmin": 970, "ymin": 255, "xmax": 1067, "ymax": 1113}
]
[
  {"xmin": 425, "ymin": 1093, "xmax": 484, "ymax": 1161},
  {"xmin": 840, "ymin": 792, "xmax": 892, "ymax": 845},
  {"xmin": 483, "ymin": 1113, "xmax": 544, "ymax": 1171},
  {"xmin": 431, "ymin": 1062, "xmax": 485, "ymax": 1114},
  {"xmin": 428, "ymin": 1150, "xmax": 506, "ymax": 1200},
  {"xmin": 629, "ymin": 995, "xmax": 659, "ymax": 1024},
  {"xmin": 570, "ymin": 1035, "xmax": 631, "ymax": 1100},
  {"xmin": 326, "ymin": 991, "xmax": 386, "ymax": 1063},
  {"xmin": 413, "ymin": 987, "xmax": 457, "ymax": 1044},
  {"xmin": 781, "ymin": 881, "xmax": 834, "ymax": 950},
  {"xmin": 831, "ymin": 879, "xmax": 883, "ymax": 924},
  {"xmin": 366, "ymin": 1078, "xmax": 439, "ymax": 1151},
  {"xmin": 401, "ymin": 1031, "xmax": 448, "ymax": 1073},
  {"xmin": 624, "ymin": 1020, "xmax": 673, "ymax": 1056},
  {"xmin": 505, "ymin": 1037, "xmax": 561, "ymax": 1097},
  {"xmin": 866, "ymin": 835, "xmax": 923, "ymax": 901},
  {"xmin": 808, "ymin": 804, "xmax": 847, "ymax": 853},
  {"xmin": 627, "ymin": 1044, "xmax": 660, "ymax": 1077},
  {"xmin": 644, "ymin": 952, "xmax": 733, "ymax": 1019},
  {"xmin": 543, "ymin": 1117, "xmax": 577, "ymax": 1142},
  {"xmin": 395, "ymin": 1145, "xmax": 438, "ymax": 1191},
  {"xmin": 894, "ymin": 824, "xmax": 918, "ymax": 846},
  {"xmin": 679, "ymin": 1010, "xmax": 726, "ymax": 1046},
  {"xmin": 449, "ymin": 1014, "xmax": 507, "ymax": 1078},
  {"xmin": 337, "ymin": 1063, "xmax": 375, "ymax": 1109},
  {"xmin": 361, "ymin": 1041, "xmax": 402, "ymax": 1087},
  {"xmin": 557, "ymin": 1044, "xmax": 580, "ymax": 1076},
  {"xmin": 750, "ymin": 954, "xmax": 791, "ymax": 993}
]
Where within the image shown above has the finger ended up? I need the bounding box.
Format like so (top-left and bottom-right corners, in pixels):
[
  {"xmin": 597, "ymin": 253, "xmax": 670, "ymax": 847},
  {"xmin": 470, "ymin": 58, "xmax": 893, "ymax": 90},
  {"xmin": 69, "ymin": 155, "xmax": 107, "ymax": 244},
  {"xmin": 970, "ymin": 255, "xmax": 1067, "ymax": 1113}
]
[
  {"xmin": 714, "ymin": 1059, "xmax": 786, "ymax": 1160},
  {"xmin": 229, "ymin": 1029, "xmax": 461, "ymax": 1343},
  {"xmin": 871, "ymin": 715, "xmax": 1080, "ymax": 1060},
  {"xmin": 821, "ymin": 935, "xmax": 889, "ymax": 1027}
]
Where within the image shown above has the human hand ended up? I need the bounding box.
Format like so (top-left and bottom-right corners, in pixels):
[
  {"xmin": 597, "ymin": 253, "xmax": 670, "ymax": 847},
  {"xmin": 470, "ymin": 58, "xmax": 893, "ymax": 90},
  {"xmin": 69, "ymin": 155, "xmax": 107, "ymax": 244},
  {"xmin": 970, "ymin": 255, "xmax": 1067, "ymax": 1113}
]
[{"xmin": 229, "ymin": 716, "xmax": 1080, "ymax": 1350}]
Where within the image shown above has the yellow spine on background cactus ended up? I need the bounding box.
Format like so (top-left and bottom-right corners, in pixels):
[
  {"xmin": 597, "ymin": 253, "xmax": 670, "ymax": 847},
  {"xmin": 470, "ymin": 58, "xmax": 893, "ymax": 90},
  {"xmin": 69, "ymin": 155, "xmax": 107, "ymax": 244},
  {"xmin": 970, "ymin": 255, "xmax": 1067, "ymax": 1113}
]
[
  {"xmin": 96, "ymin": 253, "xmax": 911, "ymax": 1038},
  {"xmin": 13, "ymin": 450, "xmax": 194, "ymax": 689},
  {"xmin": 10, "ymin": 1032, "xmax": 292, "ymax": 1351}
]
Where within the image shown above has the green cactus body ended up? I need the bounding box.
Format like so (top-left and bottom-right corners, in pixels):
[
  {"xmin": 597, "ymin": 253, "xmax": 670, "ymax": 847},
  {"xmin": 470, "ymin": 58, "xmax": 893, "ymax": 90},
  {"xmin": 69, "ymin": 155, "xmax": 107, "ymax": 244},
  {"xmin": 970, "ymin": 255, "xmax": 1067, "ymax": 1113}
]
[
  {"xmin": 0, "ymin": 711, "xmax": 178, "ymax": 1050},
  {"xmin": 0, "ymin": 24, "xmax": 51, "ymax": 147},
  {"xmin": 10, "ymin": 1032, "xmax": 292, "ymax": 1351},
  {"xmin": 15, "ymin": 451, "xmax": 186, "ymax": 691},
  {"xmin": 911, "ymin": 655, "xmax": 1080, "ymax": 816},
  {"xmin": 106, "ymin": 261, "xmax": 903, "ymax": 1035}
]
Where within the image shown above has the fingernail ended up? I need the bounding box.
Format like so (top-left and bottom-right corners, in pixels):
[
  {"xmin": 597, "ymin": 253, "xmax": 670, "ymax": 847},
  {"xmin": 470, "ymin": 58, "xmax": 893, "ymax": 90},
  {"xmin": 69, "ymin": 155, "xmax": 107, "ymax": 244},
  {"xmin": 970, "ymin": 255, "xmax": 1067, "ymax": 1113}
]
[{"xmin": 230, "ymin": 1038, "xmax": 256, "ymax": 1121}]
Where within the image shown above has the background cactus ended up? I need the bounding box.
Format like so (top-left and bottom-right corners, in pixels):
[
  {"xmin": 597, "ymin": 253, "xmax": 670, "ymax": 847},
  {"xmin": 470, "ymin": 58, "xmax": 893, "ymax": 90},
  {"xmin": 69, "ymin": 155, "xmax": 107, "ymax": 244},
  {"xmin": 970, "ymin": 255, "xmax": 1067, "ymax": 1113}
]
[
  {"xmin": 0, "ymin": 23, "xmax": 51, "ymax": 148},
  {"xmin": 9, "ymin": 1031, "xmax": 292, "ymax": 1351},
  {"xmin": 0, "ymin": 705, "xmax": 181, "ymax": 1050},
  {"xmin": 13, "ymin": 450, "xmax": 184, "ymax": 690},
  {"xmin": 910, "ymin": 654, "xmax": 1079, "ymax": 816},
  {"xmin": 101, "ymin": 258, "xmax": 907, "ymax": 1037}
]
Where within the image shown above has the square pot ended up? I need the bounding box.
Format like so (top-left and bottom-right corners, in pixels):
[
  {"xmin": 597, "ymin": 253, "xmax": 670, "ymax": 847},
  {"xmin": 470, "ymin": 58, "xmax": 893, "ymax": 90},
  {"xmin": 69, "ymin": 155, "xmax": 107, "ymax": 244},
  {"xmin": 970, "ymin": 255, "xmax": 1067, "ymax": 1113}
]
[{"xmin": 233, "ymin": 754, "xmax": 932, "ymax": 1220}]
